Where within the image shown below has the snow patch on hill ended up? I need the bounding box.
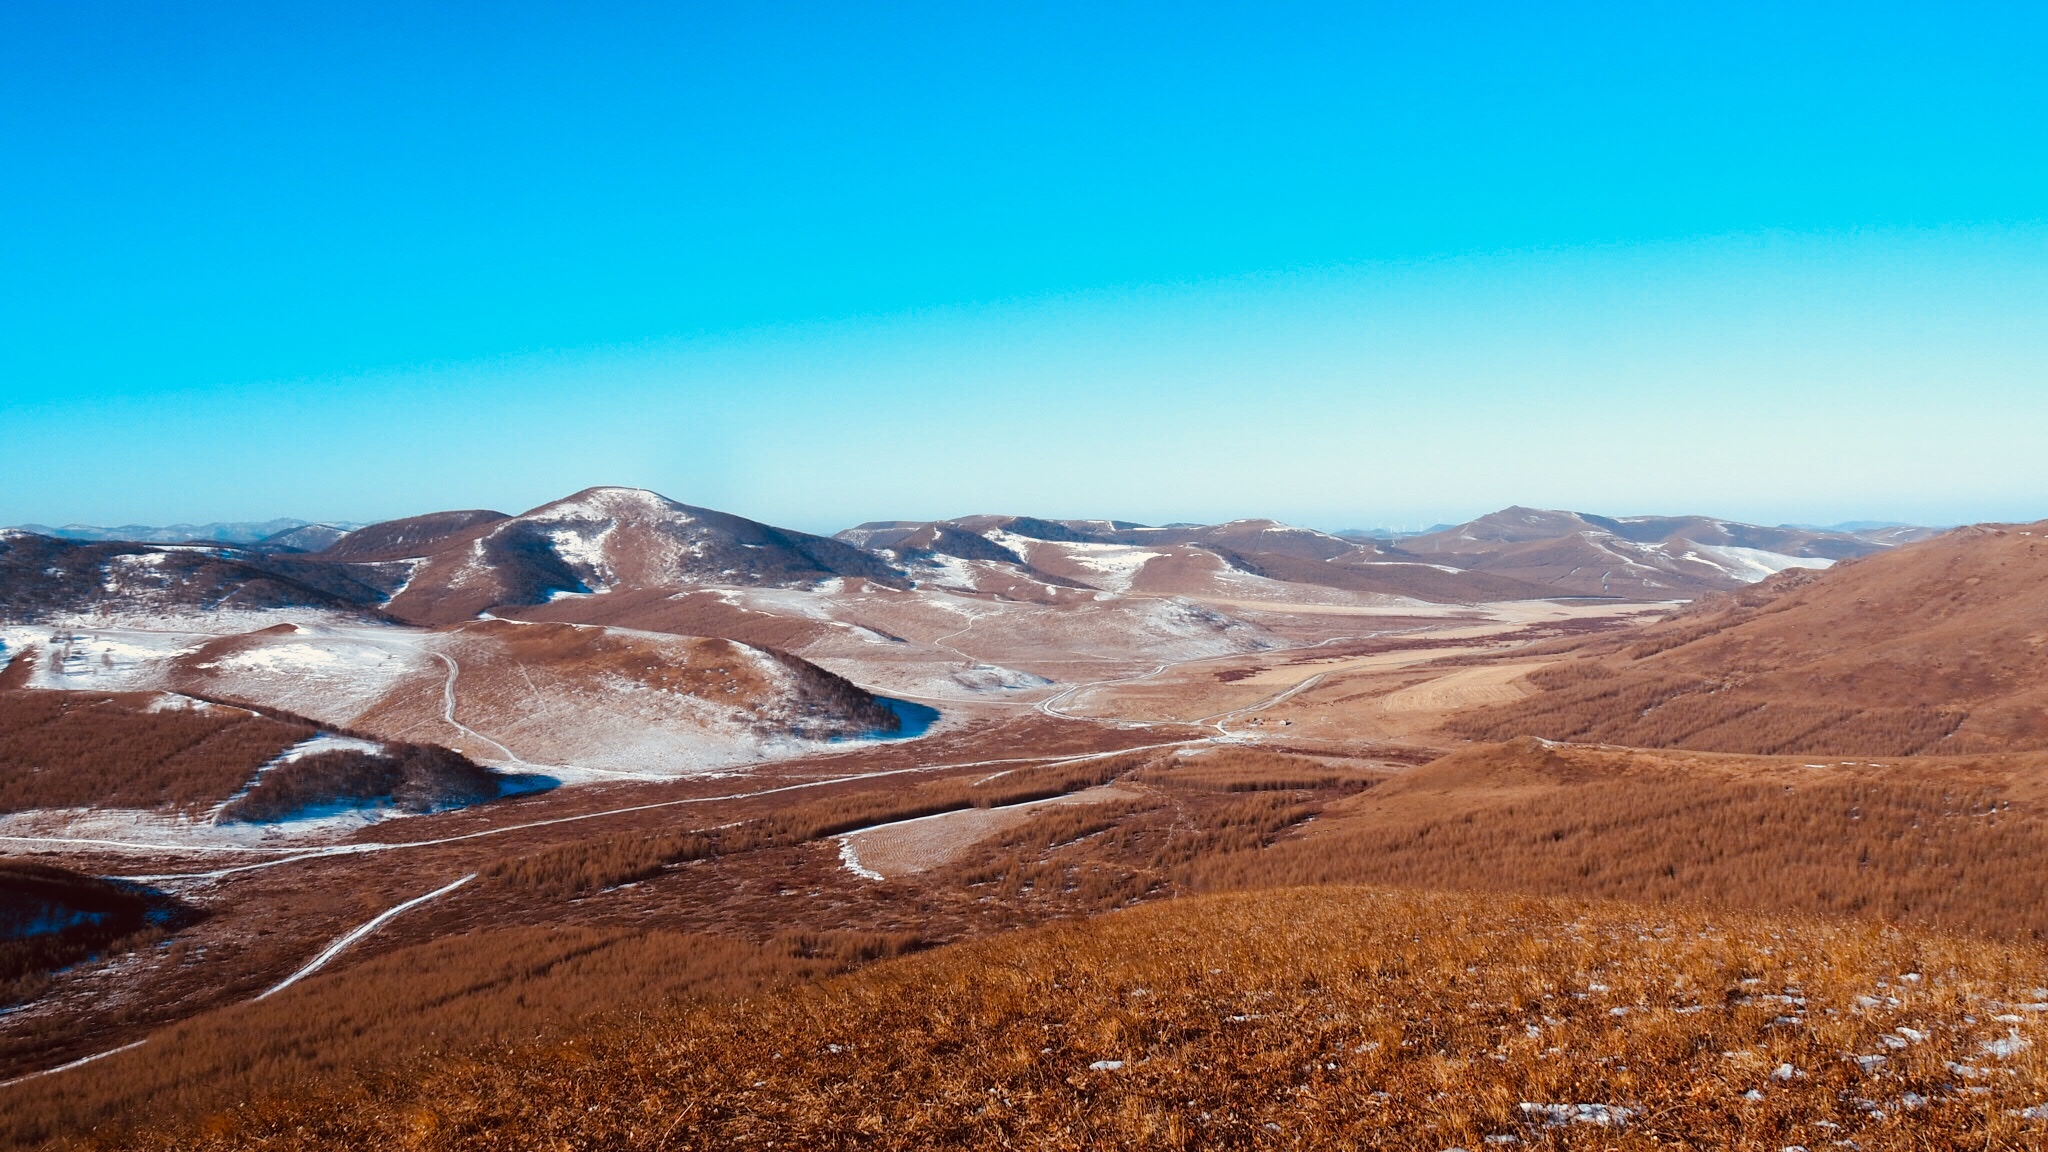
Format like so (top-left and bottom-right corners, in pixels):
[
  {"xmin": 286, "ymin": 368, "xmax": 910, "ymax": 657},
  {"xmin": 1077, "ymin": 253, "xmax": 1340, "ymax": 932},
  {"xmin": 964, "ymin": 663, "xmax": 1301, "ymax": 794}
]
[{"xmin": 1692, "ymin": 545, "xmax": 1835, "ymax": 582}]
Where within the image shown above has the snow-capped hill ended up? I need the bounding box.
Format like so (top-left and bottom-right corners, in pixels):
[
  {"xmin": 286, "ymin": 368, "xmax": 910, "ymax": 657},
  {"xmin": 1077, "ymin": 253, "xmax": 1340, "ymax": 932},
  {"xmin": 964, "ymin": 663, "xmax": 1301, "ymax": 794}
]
[
  {"xmin": 836, "ymin": 513, "xmax": 1555, "ymax": 602},
  {"xmin": 373, "ymin": 487, "xmax": 910, "ymax": 625},
  {"xmin": 518, "ymin": 486, "xmax": 906, "ymax": 592},
  {"xmin": 255, "ymin": 523, "xmax": 357, "ymax": 553},
  {"xmin": 1169, "ymin": 519, "xmax": 1359, "ymax": 561},
  {"xmin": 1402, "ymin": 507, "xmax": 1921, "ymax": 597},
  {"xmin": 834, "ymin": 521, "xmax": 911, "ymax": 550},
  {"xmin": 0, "ymin": 532, "xmax": 394, "ymax": 623}
]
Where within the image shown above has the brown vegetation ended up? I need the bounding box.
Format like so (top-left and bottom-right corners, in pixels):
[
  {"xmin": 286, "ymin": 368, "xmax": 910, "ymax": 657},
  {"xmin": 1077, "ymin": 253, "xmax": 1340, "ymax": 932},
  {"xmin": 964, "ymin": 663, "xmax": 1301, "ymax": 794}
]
[
  {"xmin": 1134, "ymin": 746, "xmax": 1387, "ymax": 792},
  {"xmin": 487, "ymin": 751, "xmax": 1156, "ymax": 899},
  {"xmin": 217, "ymin": 744, "xmax": 498, "ymax": 822},
  {"xmin": 0, "ymin": 690, "xmax": 310, "ymax": 813},
  {"xmin": 1445, "ymin": 521, "xmax": 2048, "ymax": 754},
  {"xmin": 0, "ymin": 922, "xmax": 918, "ymax": 1148},
  {"xmin": 91, "ymin": 887, "xmax": 2048, "ymax": 1151},
  {"xmin": 1199, "ymin": 738, "xmax": 2048, "ymax": 940},
  {"xmin": 941, "ymin": 753, "xmax": 1351, "ymax": 915}
]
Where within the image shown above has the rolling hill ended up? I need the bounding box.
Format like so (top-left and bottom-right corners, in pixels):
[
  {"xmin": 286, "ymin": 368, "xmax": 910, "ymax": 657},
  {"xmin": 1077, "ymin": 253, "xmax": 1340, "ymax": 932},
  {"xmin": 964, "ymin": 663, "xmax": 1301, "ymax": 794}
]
[
  {"xmin": 365, "ymin": 487, "xmax": 911, "ymax": 625},
  {"xmin": 1400, "ymin": 506, "xmax": 1933, "ymax": 598},
  {"xmin": 840, "ymin": 513, "xmax": 1560, "ymax": 602},
  {"xmin": 0, "ymin": 532, "xmax": 395, "ymax": 623},
  {"xmin": 1449, "ymin": 521, "xmax": 2048, "ymax": 754}
]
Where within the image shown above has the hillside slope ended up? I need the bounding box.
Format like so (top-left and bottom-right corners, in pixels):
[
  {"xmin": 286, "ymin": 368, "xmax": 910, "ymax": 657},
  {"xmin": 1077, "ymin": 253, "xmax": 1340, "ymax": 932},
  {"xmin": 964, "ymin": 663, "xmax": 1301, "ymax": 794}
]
[
  {"xmin": 841, "ymin": 514, "xmax": 1558, "ymax": 603},
  {"xmin": 0, "ymin": 533, "xmax": 392, "ymax": 622},
  {"xmin": 342, "ymin": 620, "xmax": 913, "ymax": 775},
  {"xmin": 370, "ymin": 488, "xmax": 910, "ymax": 625},
  {"xmin": 96, "ymin": 886, "xmax": 2048, "ymax": 1152},
  {"xmin": 1447, "ymin": 522, "xmax": 2048, "ymax": 754},
  {"xmin": 1402, "ymin": 506, "xmax": 1920, "ymax": 597}
]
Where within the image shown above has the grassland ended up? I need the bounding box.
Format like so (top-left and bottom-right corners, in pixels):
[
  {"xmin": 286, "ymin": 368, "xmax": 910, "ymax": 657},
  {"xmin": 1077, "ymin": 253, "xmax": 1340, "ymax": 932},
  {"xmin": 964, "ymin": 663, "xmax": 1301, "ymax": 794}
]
[
  {"xmin": 0, "ymin": 690, "xmax": 310, "ymax": 813},
  {"xmin": 87, "ymin": 887, "xmax": 2048, "ymax": 1151}
]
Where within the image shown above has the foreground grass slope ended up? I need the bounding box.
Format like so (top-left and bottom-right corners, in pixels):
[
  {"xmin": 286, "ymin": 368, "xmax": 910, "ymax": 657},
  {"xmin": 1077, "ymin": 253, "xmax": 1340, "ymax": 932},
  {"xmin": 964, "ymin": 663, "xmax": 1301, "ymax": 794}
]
[{"xmin": 100, "ymin": 887, "xmax": 2048, "ymax": 1151}]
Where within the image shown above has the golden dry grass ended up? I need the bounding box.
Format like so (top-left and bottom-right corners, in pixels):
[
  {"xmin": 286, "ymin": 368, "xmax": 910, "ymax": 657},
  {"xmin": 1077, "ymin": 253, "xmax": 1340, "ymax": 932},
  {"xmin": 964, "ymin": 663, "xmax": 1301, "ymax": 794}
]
[
  {"xmin": 0, "ymin": 689, "xmax": 311, "ymax": 813},
  {"xmin": 94, "ymin": 887, "xmax": 2048, "ymax": 1151},
  {"xmin": 1133, "ymin": 746, "xmax": 1386, "ymax": 792},
  {"xmin": 1199, "ymin": 739, "xmax": 2048, "ymax": 941},
  {"xmin": 486, "ymin": 750, "xmax": 1158, "ymax": 898},
  {"xmin": 0, "ymin": 924, "xmax": 919, "ymax": 1148},
  {"xmin": 1444, "ymin": 523, "xmax": 2048, "ymax": 755}
]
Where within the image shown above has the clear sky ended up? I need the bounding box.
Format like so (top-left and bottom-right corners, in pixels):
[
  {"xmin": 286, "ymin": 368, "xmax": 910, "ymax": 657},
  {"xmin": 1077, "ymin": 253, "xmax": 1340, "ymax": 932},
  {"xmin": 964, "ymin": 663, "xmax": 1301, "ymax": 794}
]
[{"xmin": 4, "ymin": 2, "xmax": 2044, "ymax": 534}]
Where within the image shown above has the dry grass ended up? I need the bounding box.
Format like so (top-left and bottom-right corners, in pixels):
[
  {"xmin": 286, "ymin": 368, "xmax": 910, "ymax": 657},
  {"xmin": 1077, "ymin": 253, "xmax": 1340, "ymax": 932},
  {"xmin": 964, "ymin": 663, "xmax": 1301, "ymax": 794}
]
[
  {"xmin": 1134, "ymin": 746, "xmax": 1386, "ymax": 792},
  {"xmin": 1197, "ymin": 739, "xmax": 2048, "ymax": 941},
  {"xmin": 0, "ymin": 690, "xmax": 311, "ymax": 813},
  {"xmin": 95, "ymin": 887, "xmax": 2048, "ymax": 1150},
  {"xmin": 1446, "ymin": 664, "xmax": 1973, "ymax": 755},
  {"xmin": 1443, "ymin": 523, "xmax": 2048, "ymax": 755},
  {"xmin": 943, "ymin": 762, "xmax": 1341, "ymax": 915},
  {"xmin": 1, "ymin": 923, "xmax": 920, "ymax": 1148},
  {"xmin": 487, "ymin": 750, "xmax": 1159, "ymax": 898}
]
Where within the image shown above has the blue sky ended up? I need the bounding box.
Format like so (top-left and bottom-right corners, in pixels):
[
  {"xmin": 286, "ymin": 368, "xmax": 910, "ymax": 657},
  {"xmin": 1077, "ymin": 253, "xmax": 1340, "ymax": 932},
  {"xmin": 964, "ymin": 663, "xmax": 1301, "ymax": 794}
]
[{"xmin": 4, "ymin": 2, "xmax": 2044, "ymax": 533}]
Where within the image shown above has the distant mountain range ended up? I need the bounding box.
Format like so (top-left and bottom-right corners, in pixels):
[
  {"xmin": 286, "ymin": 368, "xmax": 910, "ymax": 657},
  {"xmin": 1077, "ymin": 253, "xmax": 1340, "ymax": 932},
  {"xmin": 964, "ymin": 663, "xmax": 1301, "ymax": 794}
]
[
  {"xmin": 1393, "ymin": 506, "xmax": 1942, "ymax": 598},
  {"xmin": 836, "ymin": 506, "xmax": 1939, "ymax": 601},
  {"xmin": 9, "ymin": 519, "xmax": 363, "ymax": 550},
  {"xmin": 0, "ymin": 491, "xmax": 1950, "ymax": 625}
]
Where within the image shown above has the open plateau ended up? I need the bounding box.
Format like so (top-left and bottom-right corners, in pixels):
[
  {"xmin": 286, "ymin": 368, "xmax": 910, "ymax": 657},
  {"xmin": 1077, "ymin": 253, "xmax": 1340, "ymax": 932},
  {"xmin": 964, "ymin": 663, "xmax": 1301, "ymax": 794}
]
[{"xmin": 6, "ymin": 486, "xmax": 2048, "ymax": 1151}]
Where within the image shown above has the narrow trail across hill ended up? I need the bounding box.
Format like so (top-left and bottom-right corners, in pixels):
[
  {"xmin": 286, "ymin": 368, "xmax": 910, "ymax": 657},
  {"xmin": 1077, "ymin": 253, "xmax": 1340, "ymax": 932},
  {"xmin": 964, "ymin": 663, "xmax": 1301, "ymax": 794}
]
[
  {"xmin": 3, "ymin": 874, "xmax": 479, "ymax": 1091},
  {"xmin": 1035, "ymin": 662, "xmax": 1177, "ymax": 721},
  {"xmin": 1199, "ymin": 670, "xmax": 1335, "ymax": 737},
  {"xmin": 257, "ymin": 873, "xmax": 477, "ymax": 1000},
  {"xmin": 433, "ymin": 653, "xmax": 524, "ymax": 765}
]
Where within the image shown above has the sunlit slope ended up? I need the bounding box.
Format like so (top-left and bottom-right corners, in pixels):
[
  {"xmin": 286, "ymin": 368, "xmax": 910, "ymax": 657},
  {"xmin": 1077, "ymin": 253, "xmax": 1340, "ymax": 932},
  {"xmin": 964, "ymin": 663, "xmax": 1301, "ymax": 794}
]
[
  {"xmin": 1450, "ymin": 522, "xmax": 2048, "ymax": 754},
  {"xmin": 107, "ymin": 887, "xmax": 2048, "ymax": 1151},
  {"xmin": 1201, "ymin": 738, "xmax": 2048, "ymax": 940}
]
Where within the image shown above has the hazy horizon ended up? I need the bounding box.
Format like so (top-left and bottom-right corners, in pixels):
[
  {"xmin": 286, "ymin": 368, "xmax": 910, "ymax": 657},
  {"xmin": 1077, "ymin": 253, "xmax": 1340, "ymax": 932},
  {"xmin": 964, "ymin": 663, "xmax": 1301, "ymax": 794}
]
[{"xmin": 0, "ymin": 488, "xmax": 1965, "ymax": 544}]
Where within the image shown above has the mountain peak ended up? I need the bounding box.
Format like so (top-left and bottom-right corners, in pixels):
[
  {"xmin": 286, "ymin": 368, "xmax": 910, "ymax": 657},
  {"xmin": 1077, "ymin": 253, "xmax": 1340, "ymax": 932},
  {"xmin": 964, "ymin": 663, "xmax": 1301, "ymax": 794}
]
[{"xmin": 528, "ymin": 487, "xmax": 690, "ymax": 521}]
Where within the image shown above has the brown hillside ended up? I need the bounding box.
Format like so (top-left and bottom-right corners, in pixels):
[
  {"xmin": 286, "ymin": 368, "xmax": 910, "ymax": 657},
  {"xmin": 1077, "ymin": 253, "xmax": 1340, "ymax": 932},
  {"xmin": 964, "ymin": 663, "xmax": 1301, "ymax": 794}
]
[
  {"xmin": 345, "ymin": 620, "xmax": 903, "ymax": 769},
  {"xmin": 100, "ymin": 887, "xmax": 2048, "ymax": 1152},
  {"xmin": 375, "ymin": 488, "xmax": 911, "ymax": 626},
  {"xmin": 0, "ymin": 861, "xmax": 196, "ymax": 1010},
  {"xmin": 1199, "ymin": 738, "xmax": 2048, "ymax": 940},
  {"xmin": 0, "ymin": 690, "xmax": 312, "ymax": 813},
  {"xmin": 312, "ymin": 508, "xmax": 509, "ymax": 562},
  {"xmin": 1446, "ymin": 522, "xmax": 2048, "ymax": 754},
  {"xmin": 499, "ymin": 586, "xmax": 839, "ymax": 649}
]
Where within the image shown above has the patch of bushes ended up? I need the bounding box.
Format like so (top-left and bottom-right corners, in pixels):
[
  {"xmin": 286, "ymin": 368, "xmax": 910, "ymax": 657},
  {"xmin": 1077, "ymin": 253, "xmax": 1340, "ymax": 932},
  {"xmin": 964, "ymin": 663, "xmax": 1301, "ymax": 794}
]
[{"xmin": 218, "ymin": 745, "xmax": 499, "ymax": 823}]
